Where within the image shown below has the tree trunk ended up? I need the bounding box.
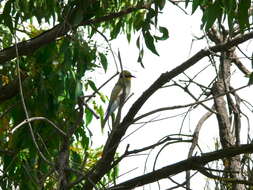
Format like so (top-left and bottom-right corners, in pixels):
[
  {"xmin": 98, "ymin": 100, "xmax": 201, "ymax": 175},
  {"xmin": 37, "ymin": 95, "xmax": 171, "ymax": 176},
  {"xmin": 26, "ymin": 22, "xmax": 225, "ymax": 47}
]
[{"xmin": 212, "ymin": 51, "xmax": 245, "ymax": 190}]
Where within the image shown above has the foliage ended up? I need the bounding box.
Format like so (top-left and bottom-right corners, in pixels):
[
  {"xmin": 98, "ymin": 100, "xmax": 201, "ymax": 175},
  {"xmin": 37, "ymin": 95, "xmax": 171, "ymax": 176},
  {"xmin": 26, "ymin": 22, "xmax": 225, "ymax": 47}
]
[
  {"xmin": 0, "ymin": 0, "xmax": 168, "ymax": 189},
  {"xmin": 189, "ymin": 0, "xmax": 251, "ymax": 32},
  {"xmin": 0, "ymin": 0, "xmax": 253, "ymax": 189}
]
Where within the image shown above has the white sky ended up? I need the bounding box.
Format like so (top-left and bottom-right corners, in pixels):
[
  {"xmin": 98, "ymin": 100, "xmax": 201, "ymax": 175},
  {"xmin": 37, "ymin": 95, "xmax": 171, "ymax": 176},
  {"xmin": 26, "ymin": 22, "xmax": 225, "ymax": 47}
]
[{"xmin": 87, "ymin": 3, "xmax": 253, "ymax": 190}]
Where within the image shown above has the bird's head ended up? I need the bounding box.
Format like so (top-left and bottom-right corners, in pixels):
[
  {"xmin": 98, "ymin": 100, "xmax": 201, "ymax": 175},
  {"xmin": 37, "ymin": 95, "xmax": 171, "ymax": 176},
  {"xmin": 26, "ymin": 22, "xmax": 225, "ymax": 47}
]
[{"xmin": 119, "ymin": 70, "xmax": 135, "ymax": 80}]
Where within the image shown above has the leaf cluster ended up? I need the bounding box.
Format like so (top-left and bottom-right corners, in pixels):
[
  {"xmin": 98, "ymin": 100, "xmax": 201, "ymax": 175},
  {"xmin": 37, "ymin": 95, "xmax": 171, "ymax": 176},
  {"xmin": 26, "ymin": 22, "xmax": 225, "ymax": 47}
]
[
  {"xmin": 0, "ymin": 0, "xmax": 171, "ymax": 188},
  {"xmin": 189, "ymin": 0, "xmax": 252, "ymax": 32}
]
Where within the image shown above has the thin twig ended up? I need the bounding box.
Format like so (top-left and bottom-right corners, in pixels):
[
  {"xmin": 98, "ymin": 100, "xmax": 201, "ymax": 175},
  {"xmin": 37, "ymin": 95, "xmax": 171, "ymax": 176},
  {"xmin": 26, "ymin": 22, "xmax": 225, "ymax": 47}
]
[
  {"xmin": 11, "ymin": 116, "xmax": 67, "ymax": 136},
  {"xmin": 92, "ymin": 27, "xmax": 119, "ymax": 72},
  {"xmin": 85, "ymin": 72, "xmax": 118, "ymax": 102},
  {"xmin": 82, "ymin": 100, "xmax": 100, "ymax": 119},
  {"xmin": 132, "ymin": 84, "xmax": 248, "ymax": 123},
  {"xmin": 14, "ymin": 34, "xmax": 51, "ymax": 165},
  {"xmin": 186, "ymin": 107, "xmax": 214, "ymax": 189}
]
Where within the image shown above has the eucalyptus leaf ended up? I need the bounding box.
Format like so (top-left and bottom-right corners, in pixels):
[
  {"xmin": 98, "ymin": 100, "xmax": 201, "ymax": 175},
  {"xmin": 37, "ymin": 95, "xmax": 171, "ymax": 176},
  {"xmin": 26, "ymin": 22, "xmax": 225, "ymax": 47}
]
[
  {"xmin": 75, "ymin": 80, "xmax": 83, "ymax": 100},
  {"xmin": 143, "ymin": 31, "xmax": 159, "ymax": 56},
  {"xmin": 154, "ymin": 26, "xmax": 169, "ymax": 41},
  {"xmin": 85, "ymin": 108, "xmax": 93, "ymax": 126},
  {"xmin": 248, "ymin": 72, "xmax": 253, "ymax": 85},
  {"xmin": 99, "ymin": 53, "xmax": 108, "ymax": 72},
  {"xmin": 238, "ymin": 0, "xmax": 250, "ymax": 31},
  {"xmin": 88, "ymin": 80, "xmax": 98, "ymax": 92}
]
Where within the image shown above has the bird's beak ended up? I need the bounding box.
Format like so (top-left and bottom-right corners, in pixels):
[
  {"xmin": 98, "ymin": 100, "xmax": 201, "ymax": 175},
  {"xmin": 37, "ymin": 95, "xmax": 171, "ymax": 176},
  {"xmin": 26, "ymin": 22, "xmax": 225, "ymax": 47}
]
[{"xmin": 131, "ymin": 75, "xmax": 136, "ymax": 78}]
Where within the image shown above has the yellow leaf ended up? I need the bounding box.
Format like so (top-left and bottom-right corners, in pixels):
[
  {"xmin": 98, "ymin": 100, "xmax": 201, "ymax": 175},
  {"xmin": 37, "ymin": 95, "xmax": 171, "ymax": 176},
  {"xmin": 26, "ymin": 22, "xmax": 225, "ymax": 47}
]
[{"xmin": 1, "ymin": 75, "xmax": 9, "ymax": 86}]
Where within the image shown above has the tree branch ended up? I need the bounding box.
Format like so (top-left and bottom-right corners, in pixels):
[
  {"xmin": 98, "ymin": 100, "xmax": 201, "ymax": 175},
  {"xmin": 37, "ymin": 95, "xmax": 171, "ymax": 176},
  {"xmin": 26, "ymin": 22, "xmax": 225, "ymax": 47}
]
[
  {"xmin": 108, "ymin": 144, "xmax": 253, "ymax": 190},
  {"xmin": 82, "ymin": 30, "xmax": 253, "ymax": 190},
  {"xmin": 0, "ymin": 4, "xmax": 150, "ymax": 65}
]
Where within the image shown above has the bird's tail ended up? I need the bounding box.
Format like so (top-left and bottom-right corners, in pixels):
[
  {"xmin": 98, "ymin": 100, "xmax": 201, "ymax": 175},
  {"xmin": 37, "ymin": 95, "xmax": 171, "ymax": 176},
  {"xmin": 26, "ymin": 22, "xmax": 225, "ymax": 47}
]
[{"xmin": 101, "ymin": 109, "xmax": 110, "ymax": 130}]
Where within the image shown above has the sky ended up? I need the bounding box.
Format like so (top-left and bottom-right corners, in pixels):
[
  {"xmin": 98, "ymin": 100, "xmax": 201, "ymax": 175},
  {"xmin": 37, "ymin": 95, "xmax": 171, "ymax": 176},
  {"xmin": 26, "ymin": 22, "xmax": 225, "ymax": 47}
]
[{"xmin": 86, "ymin": 3, "xmax": 253, "ymax": 190}]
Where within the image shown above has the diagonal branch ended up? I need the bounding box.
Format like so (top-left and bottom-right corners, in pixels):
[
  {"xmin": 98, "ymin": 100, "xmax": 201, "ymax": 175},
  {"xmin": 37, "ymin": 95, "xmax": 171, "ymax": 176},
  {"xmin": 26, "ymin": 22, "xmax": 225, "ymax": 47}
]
[
  {"xmin": 108, "ymin": 144, "xmax": 253, "ymax": 190},
  {"xmin": 82, "ymin": 31, "xmax": 253, "ymax": 190}
]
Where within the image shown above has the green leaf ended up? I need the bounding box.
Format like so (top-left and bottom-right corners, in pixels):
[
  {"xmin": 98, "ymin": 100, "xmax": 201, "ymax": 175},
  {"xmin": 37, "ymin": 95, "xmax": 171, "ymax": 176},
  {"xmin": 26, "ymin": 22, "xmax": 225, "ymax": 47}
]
[
  {"xmin": 157, "ymin": 0, "xmax": 166, "ymax": 10},
  {"xmin": 185, "ymin": 0, "xmax": 190, "ymax": 8},
  {"xmin": 154, "ymin": 26, "xmax": 169, "ymax": 41},
  {"xmin": 87, "ymin": 80, "xmax": 98, "ymax": 92},
  {"xmin": 202, "ymin": 0, "xmax": 222, "ymax": 31},
  {"xmin": 238, "ymin": 0, "xmax": 250, "ymax": 31},
  {"xmin": 224, "ymin": 0, "xmax": 236, "ymax": 31},
  {"xmin": 85, "ymin": 108, "xmax": 93, "ymax": 126},
  {"xmin": 137, "ymin": 47, "xmax": 144, "ymax": 68},
  {"xmin": 143, "ymin": 31, "xmax": 159, "ymax": 56},
  {"xmin": 133, "ymin": 11, "xmax": 145, "ymax": 31},
  {"xmin": 71, "ymin": 8, "xmax": 84, "ymax": 26},
  {"xmin": 110, "ymin": 19, "xmax": 122, "ymax": 39},
  {"xmin": 72, "ymin": 151, "xmax": 82, "ymax": 167},
  {"xmin": 248, "ymin": 72, "xmax": 253, "ymax": 85},
  {"xmin": 75, "ymin": 80, "xmax": 83, "ymax": 100},
  {"xmin": 99, "ymin": 93, "xmax": 106, "ymax": 103},
  {"xmin": 136, "ymin": 36, "xmax": 140, "ymax": 49},
  {"xmin": 95, "ymin": 105, "xmax": 104, "ymax": 121},
  {"xmin": 99, "ymin": 53, "xmax": 108, "ymax": 72},
  {"xmin": 3, "ymin": 0, "xmax": 13, "ymax": 32},
  {"xmin": 146, "ymin": 8, "xmax": 157, "ymax": 20},
  {"xmin": 192, "ymin": 0, "xmax": 200, "ymax": 14}
]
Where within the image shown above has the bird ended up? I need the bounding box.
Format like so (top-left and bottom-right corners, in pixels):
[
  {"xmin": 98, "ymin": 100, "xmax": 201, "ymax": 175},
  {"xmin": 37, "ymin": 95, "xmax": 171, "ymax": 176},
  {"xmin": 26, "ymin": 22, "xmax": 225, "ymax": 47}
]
[{"xmin": 101, "ymin": 70, "xmax": 135, "ymax": 129}]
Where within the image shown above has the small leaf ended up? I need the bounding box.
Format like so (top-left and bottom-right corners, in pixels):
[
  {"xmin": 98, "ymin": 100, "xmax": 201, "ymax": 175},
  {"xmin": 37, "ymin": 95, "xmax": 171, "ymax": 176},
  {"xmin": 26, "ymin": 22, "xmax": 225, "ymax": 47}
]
[
  {"xmin": 137, "ymin": 47, "xmax": 145, "ymax": 68},
  {"xmin": 99, "ymin": 53, "xmax": 108, "ymax": 72},
  {"xmin": 154, "ymin": 26, "xmax": 169, "ymax": 41},
  {"xmin": 238, "ymin": 0, "xmax": 250, "ymax": 31},
  {"xmin": 3, "ymin": 0, "xmax": 13, "ymax": 32},
  {"xmin": 71, "ymin": 150, "xmax": 82, "ymax": 164},
  {"xmin": 202, "ymin": 1, "xmax": 222, "ymax": 31},
  {"xmin": 99, "ymin": 93, "xmax": 106, "ymax": 103},
  {"xmin": 143, "ymin": 31, "xmax": 159, "ymax": 56},
  {"xmin": 85, "ymin": 108, "xmax": 93, "ymax": 126},
  {"xmin": 3, "ymin": 15, "xmax": 13, "ymax": 32},
  {"xmin": 248, "ymin": 72, "xmax": 253, "ymax": 85},
  {"xmin": 192, "ymin": 0, "xmax": 200, "ymax": 14},
  {"xmin": 227, "ymin": 13, "xmax": 235, "ymax": 32},
  {"xmin": 87, "ymin": 80, "xmax": 98, "ymax": 92},
  {"xmin": 136, "ymin": 36, "xmax": 140, "ymax": 49},
  {"xmin": 75, "ymin": 80, "xmax": 83, "ymax": 100},
  {"xmin": 95, "ymin": 105, "xmax": 104, "ymax": 121},
  {"xmin": 146, "ymin": 8, "xmax": 157, "ymax": 20},
  {"xmin": 185, "ymin": 0, "xmax": 190, "ymax": 8},
  {"xmin": 157, "ymin": 0, "xmax": 166, "ymax": 10},
  {"xmin": 72, "ymin": 8, "xmax": 84, "ymax": 26},
  {"xmin": 133, "ymin": 12, "xmax": 145, "ymax": 31},
  {"xmin": 110, "ymin": 19, "xmax": 122, "ymax": 39}
]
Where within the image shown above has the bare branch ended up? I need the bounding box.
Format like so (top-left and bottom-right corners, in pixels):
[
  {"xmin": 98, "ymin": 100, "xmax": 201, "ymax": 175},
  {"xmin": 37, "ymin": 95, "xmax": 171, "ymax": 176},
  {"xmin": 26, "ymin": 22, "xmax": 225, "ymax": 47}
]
[
  {"xmin": 108, "ymin": 144, "xmax": 253, "ymax": 190},
  {"xmin": 186, "ymin": 107, "xmax": 214, "ymax": 189},
  {"xmin": 11, "ymin": 116, "xmax": 67, "ymax": 136},
  {"xmin": 82, "ymin": 29, "xmax": 253, "ymax": 189}
]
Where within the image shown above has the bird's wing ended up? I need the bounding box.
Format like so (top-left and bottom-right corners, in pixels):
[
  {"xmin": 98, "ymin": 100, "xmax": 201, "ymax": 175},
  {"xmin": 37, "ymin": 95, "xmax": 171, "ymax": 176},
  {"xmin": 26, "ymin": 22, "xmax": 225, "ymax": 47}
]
[
  {"xmin": 102, "ymin": 82, "xmax": 130, "ymax": 129},
  {"xmin": 107, "ymin": 83, "xmax": 123, "ymax": 113},
  {"xmin": 101, "ymin": 83, "xmax": 122, "ymax": 129}
]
